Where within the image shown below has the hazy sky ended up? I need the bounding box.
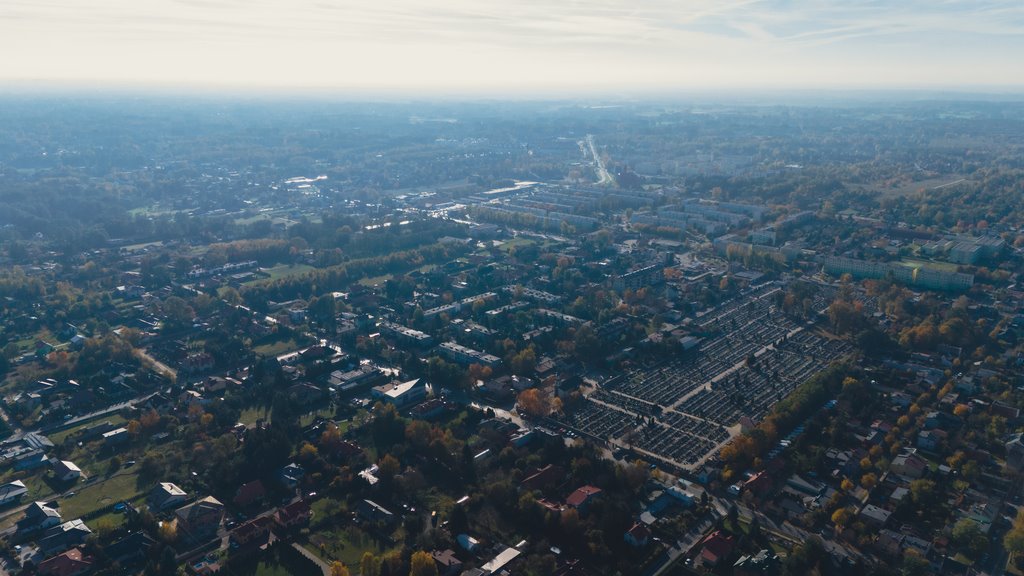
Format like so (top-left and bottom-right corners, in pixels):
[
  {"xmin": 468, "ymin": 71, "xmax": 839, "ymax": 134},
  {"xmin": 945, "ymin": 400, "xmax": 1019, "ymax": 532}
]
[{"xmin": 2, "ymin": 0, "xmax": 1023, "ymax": 94}]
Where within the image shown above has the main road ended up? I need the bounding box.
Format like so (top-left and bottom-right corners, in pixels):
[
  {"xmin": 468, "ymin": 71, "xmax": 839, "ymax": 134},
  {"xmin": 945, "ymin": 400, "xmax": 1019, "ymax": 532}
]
[{"xmin": 585, "ymin": 134, "xmax": 614, "ymax": 185}]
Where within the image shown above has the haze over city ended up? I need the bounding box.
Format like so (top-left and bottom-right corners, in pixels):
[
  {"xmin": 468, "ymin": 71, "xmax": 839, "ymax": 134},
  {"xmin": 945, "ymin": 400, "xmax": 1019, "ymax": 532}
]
[{"xmin": 2, "ymin": 0, "xmax": 1024, "ymax": 94}]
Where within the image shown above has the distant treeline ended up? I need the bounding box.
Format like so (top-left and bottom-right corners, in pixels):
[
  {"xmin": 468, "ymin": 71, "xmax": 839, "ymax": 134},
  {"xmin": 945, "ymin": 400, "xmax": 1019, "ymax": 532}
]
[{"xmin": 240, "ymin": 242, "xmax": 471, "ymax": 308}]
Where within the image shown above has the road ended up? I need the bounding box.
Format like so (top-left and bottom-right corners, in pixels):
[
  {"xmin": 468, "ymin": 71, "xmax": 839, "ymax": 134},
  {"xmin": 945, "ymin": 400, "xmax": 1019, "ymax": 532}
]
[
  {"xmin": 987, "ymin": 477, "xmax": 1022, "ymax": 576},
  {"xmin": 644, "ymin": 496, "xmax": 725, "ymax": 576},
  {"xmin": 136, "ymin": 347, "xmax": 178, "ymax": 381},
  {"xmin": 736, "ymin": 503, "xmax": 864, "ymax": 565},
  {"xmin": 586, "ymin": 134, "xmax": 614, "ymax": 185}
]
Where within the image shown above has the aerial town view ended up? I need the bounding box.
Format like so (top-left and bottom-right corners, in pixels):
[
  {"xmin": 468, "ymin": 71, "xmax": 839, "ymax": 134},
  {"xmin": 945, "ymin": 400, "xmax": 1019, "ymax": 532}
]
[{"xmin": 1, "ymin": 2, "xmax": 1024, "ymax": 576}]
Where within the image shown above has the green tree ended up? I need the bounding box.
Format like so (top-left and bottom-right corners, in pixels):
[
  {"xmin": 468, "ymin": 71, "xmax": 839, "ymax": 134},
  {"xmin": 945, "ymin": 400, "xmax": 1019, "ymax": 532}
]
[{"xmin": 951, "ymin": 518, "xmax": 987, "ymax": 558}]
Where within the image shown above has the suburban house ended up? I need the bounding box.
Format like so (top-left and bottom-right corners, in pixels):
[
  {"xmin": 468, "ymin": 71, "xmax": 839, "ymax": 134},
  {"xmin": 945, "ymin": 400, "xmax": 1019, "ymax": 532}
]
[
  {"xmin": 233, "ymin": 479, "xmax": 267, "ymax": 508},
  {"xmin": 175, "ymin": 496, "xmax": 225, "ymax": 540},
  {"xmin": 275, "ymin": 500, "xmax": 312, "ymax": 530},
  {"xmin": 356, "ymin": 499, "xmax": 395, "ymax": 525},
  {"xmin": 36, "ymin": 547, "xmax": 94, "ymax": 576},
  {"xmin": 231, "ymin": 515, "xmax": 275, "ymax": 547},
  {"xmin": 0, "ymin": 480, "xmax": 28, "ymax": 506},
  {"xmin": 697, "ymin": 530, "xmax": 737, "ymax": 568},
  {"xmin": 103, "ymin": 531, "xmax": 156, "ymax": 568},
  {"xmin": 14, "ymin": 451, "xmax": 51, "ymax": 471},
  {"xmin": 432, "ymin": 549, "xmax": 463, "ymax": 576},
  {"xmin": 102, "ymin": 427, "xmax": 129, "ymax": 448},
  {"xmin": 1006, "ymin": 433, "xmax": 1024, "ymax": 471},
  {"xmin": 891, "ymin": 450, "xmax": 929, "ymax": 479},
  {"xmin": 279, "ymin": 463, "xmax": 305, "ymax": 488},
  {"xmin": 566, "ymin": 485, "xmax": 603, "ymax": 513},
  {"xmin": 520, "ymin": 464, "xmax": 566, "ymax": 492},
  {"xmin": 18, "ymin": 501, "xmax": 62, "ymax": 533},
  {"xmin": 859, "ymin": 504, "xmax": 892, "ymax": 528},
  {"xmin": 149, "ymin": 482, "xmax": 189, "ymax": 511},
  {"xmin": 624, "ymin": 522, "xmax": 652, "ymax": 547},
  {"xmin": 38, "ymin": 519, "xmax": 92, "ymax": 555},
  {"xmin": 52, "ymin": 460, "xmax": 82, "ymax": 483}
]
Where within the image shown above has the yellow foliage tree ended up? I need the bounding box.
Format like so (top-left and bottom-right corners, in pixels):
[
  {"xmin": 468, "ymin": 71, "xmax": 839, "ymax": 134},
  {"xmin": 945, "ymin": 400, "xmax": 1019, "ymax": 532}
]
[{"xmin": 409, "ymin": 551, "xmax": 439, "ymax": 576}]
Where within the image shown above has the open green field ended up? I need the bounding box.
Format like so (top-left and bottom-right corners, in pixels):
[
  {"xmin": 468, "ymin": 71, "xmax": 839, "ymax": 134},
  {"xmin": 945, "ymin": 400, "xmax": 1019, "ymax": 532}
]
[
  {"xmin": 239, "ymin": 406, "xmax": 339, "ymax": 428},
  {"xmin": 49, "ymin": 413, "xmax": 128, "ymax": 445},
  {"xmin": 239, "ymin": 406, "xmax": 271, "ymax": 426},
  {"xmin": 900, "ymin": 258, "xmax": 961, "ymax": 272},
  {"xmin": 58, "ymin": 471, "xmax": 143, "ymax": 519},
  {"xmin": 251, "ymin": 263, "xmax": 317, "ymax": 283},
  {"xmin": 357, "ymin": 274, "xmax": 392, "ymax": 287},
  {"xmin": 253, "ymin": 564, "xmax": 298, "ymax": 576},
  {"xmin": 0, "ymin": 470, "xmax": 142, "ymax": 532},
  {"xmin": 495, "ymin": 237, "xmax": 535, "ymax": 252},
  {"xmin": 120, "ymin": 241, "xmax": 165, "ymax": 252},
  {"xmin": 866, "ymin": 174, "xmax": 972, "ymax": 198},
  {"xmin": 253, "ymin": 338, "xmax": 304, "ymax": 357},
  {"xmin": 307, "ymin": 524, "xmax": 392, "ymax": 567}
]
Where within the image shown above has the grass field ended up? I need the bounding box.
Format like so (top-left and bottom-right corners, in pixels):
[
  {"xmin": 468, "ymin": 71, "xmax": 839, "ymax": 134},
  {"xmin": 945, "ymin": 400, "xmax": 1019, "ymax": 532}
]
[
  {"xmin": 496, "ymin": 237, "xmax": 535, "ymax": 252},
  {"xmin": 253, "ymin": 564, "xmax": 297, "ymax": 576},
  {"xmin": 239, "ymin": 406, "xmax": 339, "ymax": 427},
  {"xmin": 249, "ymin": 263, "xmax": 317, "ymax": 284},
  {"xmin": 49, "ymin": 413, "xmax": 128, "ymax": 445},
  {"xmin": 239, "ymin": 406, "xmax": 271, "ymax": 426},
  {"xmin": 900, "ymin": 258, "xmax": 961, "ymax": 272},
  {"xmin": 58, "ymin": 471, "xmax": 143, "ymax": 519},
  {"xmin": 357, "ymin": 274, "xmax": 393, "ymax": 287},
  {"xmin": 253, "ymin": 338, "xmax": 303, "ymax": 357},
  {"xmin": 307, "ymin": 524, "xmax": 391, "ymax": 567}
]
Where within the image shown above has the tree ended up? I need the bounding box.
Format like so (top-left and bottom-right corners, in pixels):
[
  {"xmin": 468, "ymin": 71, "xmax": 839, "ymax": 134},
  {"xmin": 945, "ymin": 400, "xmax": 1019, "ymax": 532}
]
[
  {"xmin": 516, "ymin": 388, "xmax": 552, "ymax": 419},
  {"xmin": 508, "ymin": 347, "xmax": 537, "ymax": 375},
  {"xmin": 901, "ymin": 551, "xmax": 930, "ymax": 576},
  {"xmin": 952, "ymin": 518, "xmax": 987, "ymax": 558},
  {"xmin": 161, "ymin": 295, "xmax": 194, "ymax": 330},
  {"xmin": 860, "ymin": 473, "xmax": 877, "ymax": 490},
  {"xmin": 330, "ymin": 561, "xmax": 350, "ymax": 576},
  {"xmin": 409, "ymin": 550, "xmax": 439, "ymax": 576},
  {"xmin": 831, "ymin": 507, "xmax": 853, "ymax": 528},
  {"xmin": 378, "ymin": 454, "xmax": 400, "ymax": 493},
  {"xmin": 1004, "ymin": 503, "xmax": 1024, "ymax": 566},
  {"xmin": 360, "ymin": 552, "xmax": 382, "ymax": 576},
  {"xmin": 2, "ymin": 342, "xmax": 18, "ymax": 360},
  {"xmin": 158, "ymin": 521, "xmax": 177, "ymax": 543},
  {"xmin": 909, "ymin": 479, "xmax": 936, "ymax": 506}
]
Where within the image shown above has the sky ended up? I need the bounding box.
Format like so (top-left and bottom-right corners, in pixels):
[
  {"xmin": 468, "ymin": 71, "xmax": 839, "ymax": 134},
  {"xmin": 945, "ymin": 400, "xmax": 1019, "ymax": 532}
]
[{"xmin": 2, "ymin": 0, "xmax": 1023, "ymax": 95}]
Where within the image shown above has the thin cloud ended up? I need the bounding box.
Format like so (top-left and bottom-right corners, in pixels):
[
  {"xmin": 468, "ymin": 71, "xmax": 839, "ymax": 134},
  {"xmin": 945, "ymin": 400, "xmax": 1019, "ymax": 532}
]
[{"xmin": 0, "ymin": 0, "xmax": 1021, "ymax": 91}]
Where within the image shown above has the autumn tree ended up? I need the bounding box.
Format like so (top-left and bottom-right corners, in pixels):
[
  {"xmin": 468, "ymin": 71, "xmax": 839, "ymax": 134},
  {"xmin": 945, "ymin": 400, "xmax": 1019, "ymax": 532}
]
[
  {"xmin": 516, "ymin": 387, "xmax": 552, "ymax": 419},
  {"xmin": 831, "ymin": 507, "xmax": 852, "ymax": 528},
  {"xmin": 360, "ymin": 552, "xmax": 382, "ymax": 576},
  {"xmin": 330, "ymin": 561, "xmax": 350, "ymax": 576},
  {"xmin": 409, "ymin": 551, "xmax": 439, "ymax": 576}
]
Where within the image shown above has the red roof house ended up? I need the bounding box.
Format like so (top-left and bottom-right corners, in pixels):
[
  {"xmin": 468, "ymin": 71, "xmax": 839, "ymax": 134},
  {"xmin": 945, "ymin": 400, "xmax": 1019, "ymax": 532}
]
[{"xmin": 37, "ymin": 547, "xmax": 94, "ymax": 576}]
